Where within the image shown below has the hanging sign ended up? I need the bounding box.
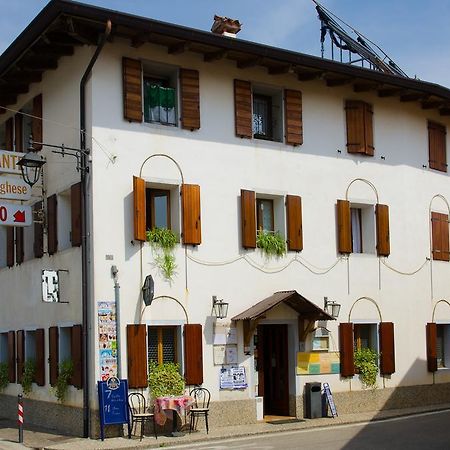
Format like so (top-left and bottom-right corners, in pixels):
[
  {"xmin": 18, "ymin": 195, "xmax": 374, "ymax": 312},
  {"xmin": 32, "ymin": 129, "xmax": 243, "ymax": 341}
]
[
  {"xmin": 0, "ymin": 201, "xmax": 32, "ymax": 226},
  {"xmin": 0, "ymin": 176, "xmax": 31, "ymax": 201},
  {"xmin": 0, "ymin": 150, "xmax": 26, "ymax": 175},
  {"xmin": 323, "ymin": 382, "xmax": 338, "ymax": 418}
]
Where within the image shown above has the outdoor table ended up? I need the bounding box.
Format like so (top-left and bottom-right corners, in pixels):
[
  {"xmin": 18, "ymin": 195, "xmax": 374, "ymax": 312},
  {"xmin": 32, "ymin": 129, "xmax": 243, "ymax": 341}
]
[{"xmin": 154, "ymin": 395, "xmax": 194, "ymax": 436}]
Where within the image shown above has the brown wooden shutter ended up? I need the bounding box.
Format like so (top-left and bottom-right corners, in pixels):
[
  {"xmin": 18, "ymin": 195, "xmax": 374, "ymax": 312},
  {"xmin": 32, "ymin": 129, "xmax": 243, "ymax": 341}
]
[
  {"xmin": 184, "ymin": 324, "xmax": 203, "ymax": 385},
  {"xmin": 33, "ymin": 202, "xmax": 44, "ymax": 258},
  {"xmin": 123, "ymin": 57, "xmax": 142, "ymax": 122},
  {"xmin": 133, "ymin": 176, "xmax": 146, "ymax": 241},
  {"xmin": 345, "ymin": 100, "xmax": 374, "ymax": 155},
  {"xmin": 32, "ymin": 94, "xmax": 43, "ymax": 150},
  {"xmin": 363, "ymin": 102, "xmax": 374, "ymax": 156},
  {"xmin": 8, "ymin": 331, "xmax": 15, "ymax": 383},
  {"xmin": 16, "ymin": 330, "xmax": 24, "ymax": 383},
  {"xmin": 6, "ymin": 227, "xmax": 14, "ymax": 267},
  {"xmin": 337, "ymin": 200, "xmax": 352, "ymax": 254},
  {"xmin": 428, "ymin": 122, "xmax": 447, "ymax": 172},
  {"xmin": 339, "ymin": 323, "xmax": 354, "ymax": 377},
  {"xmin": 379, "ymin": 322, "xmax": 395, "ymax": 375},
  {"xmin": 47, "ymin": 194, "xmax": 58, "ymax": 255},
  {"xmin": 182, "ymin": 184, "xmax": 201, "ymax": 245},
  {"xmin": 5, "ymin": 118, "xmax": 13, "ymax": 150},
  {"xmin": 15, "ymin": 113, "xmax": 23, "ymax": 152},
  {"xmin": 180, "ymin": 68, "xmax": 200, "ymax": 130},
  {"xmin": 49, "ymin": 326, "xmax": 59, "ymax": 386},
  {"xmin": 376, "ymin": 204, "xmax": 390, "ymax": 257},
  {"xmin": 286, "ymin": 195, "xmax": 303, "ymax": 251},
  {"xmin": 431, "ymin": 212, "xmax": 450, "ymax": 261},
  {"xmin": 71, "ymin": 324, "xmax": 83, "ymax": 388},
  {"xmin": 241, "ymin": 189, "xmax": 256, "ymax": 249},
  {"xmin": 15, "ymin": 227, "xmax": 24, "ymax": 265},
  {"xmin": 426, "ymin": 322, "xmax": 437, "ymax": 372},
  {"xmin": 126, "ymin": 324, "xmax": 148, "ymax": 388},
  {"xmin": 234, "ymin": 79, "xmax": 252, "ymax": 138},
  {"xmin": 71, "ymin": 182, "xmax": 82, "ymax": 247},
  {"xmin": 35, "ymin": 328, "xmax": 45, "ymax": 386},
  {"xmin": 284, "ymin": 89, "xmax": 303, "ymax": 146}
]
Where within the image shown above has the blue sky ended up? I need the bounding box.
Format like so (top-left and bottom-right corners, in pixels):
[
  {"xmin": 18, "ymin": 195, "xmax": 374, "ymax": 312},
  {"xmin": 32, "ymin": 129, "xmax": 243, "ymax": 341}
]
[{"xmin": 1, "ymin": 0, "xmax": 450, "ymax": 86}]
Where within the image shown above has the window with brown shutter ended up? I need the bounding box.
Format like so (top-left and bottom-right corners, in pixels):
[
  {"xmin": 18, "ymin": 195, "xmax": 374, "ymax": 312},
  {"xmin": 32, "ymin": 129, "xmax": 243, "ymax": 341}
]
[
  {"xmin": 241, "ymin": 190, "xmax": 256, "ymax": 249},
  {"xmin": 32, "ymin": 94, "xmax": 43, "ymax": 150},
  {"xmin": 180, "ymin": 69, "xmax": 200, "ymax": 130},
  {"xmin": 15, "ymin": 113, "xmax": 23, "ymax": 152},
  {"xmin": 49, "ymin": 326, "xmax": 59, "ymax": 386},
  {"xmin": 337, "ymin": 200, "xmax": 352, "ymax": 254},
  {"xmin": 133, "ymin": 176, "xmax": 146, "ymax": 242},
  {"xmin": 428, "ymin": 121, "xmax": 447, "ymax": 172},
  {"xmin": 339, "ymin": 323, "xmax": 355, "ymax": 377},
  {"xmin": 234, "ymin": 79, "xmax": 252, "ymax": 138},
  {"xmin": 71, "ymin": 324, "xmax": 83, "ymax": 388},
  {"xmin": 47, "ymin": 194, "xmax": 58, "ymax": 255},
  {"xmin": 35, "ymin": 329, "xmax": 45, "ymax": 386},
  {"xmin": 127, "ymin": 324, "xmax": 148, "ymax": 388},
  {"xmin": 16, "ymin": 330, "xmax": 24, "ymax": 383},
  {"xmin": 8, "ymin": 331, "xmax": 15, "ymax": 383},
  {"xmin": 184, "ymin": 324, "xmax": 203, "ymax": 385},
  {"xmin": 123, "ymin": 57, "xmax": 143, "ymax": 122},
  {"xmin": 284, "ymin": 89, "xmax": 303, "ymax": 146},
  {"xmin": 33, "ymin": 202, "xmax": 44, "ymax": 258},
  {"xmin": 286, "ymin": 195, "xmax": 303, "ymax": 251},
  {"xmin": 426, "ymin": 322, "xmax": 438, "ymax": 372},
  {"xmin": 15, "ymin": 228, "xmax": 24, "ymax": 265},
  {"xmin": 181, "ymin": 184, "xmax": 201, "ymax": 245},
  {"xmin": 5, "ymin": 118, "xmax": 13, "ymax": 150},
  {"xmin": 431, "ymin": 212, "xmax": 450, "ymax": 261},
  {"xmin": 379, "ymin": 322, "xmax": 395, "ymax": 375},
  {"xmin": 71, "ymin": 182, "xmax": 82, "ymax": 247},
  {"xmin": 376, "ymin": 204, "xmax": 390, "ymax": 257},
  {"xmin": 345, "ymin": 100, "xmax": 374, "ymax": 156},
  {"xmin": 6, "ymin": 227, "xmax": 14, "ymax": 267}
]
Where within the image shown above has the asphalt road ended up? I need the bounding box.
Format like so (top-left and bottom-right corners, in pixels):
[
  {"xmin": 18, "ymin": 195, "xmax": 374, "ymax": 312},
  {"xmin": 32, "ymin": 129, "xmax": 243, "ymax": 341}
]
[{"xmin": 169, "ymin": 410, "xmax": 450, "ymax": 450}]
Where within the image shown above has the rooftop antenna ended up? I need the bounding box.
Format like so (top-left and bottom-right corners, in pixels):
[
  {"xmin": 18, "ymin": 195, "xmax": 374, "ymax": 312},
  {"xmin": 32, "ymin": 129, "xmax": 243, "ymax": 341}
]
[{"xmin": 312, "ymin": 0, "xmax": 408, "ymax": 77}]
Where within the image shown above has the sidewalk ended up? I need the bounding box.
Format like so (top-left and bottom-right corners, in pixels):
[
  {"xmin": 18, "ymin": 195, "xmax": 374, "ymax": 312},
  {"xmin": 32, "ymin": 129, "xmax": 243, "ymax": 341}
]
[{"xmin": 1, "ymin": 403, "xmax": 450, "ymax": 450}]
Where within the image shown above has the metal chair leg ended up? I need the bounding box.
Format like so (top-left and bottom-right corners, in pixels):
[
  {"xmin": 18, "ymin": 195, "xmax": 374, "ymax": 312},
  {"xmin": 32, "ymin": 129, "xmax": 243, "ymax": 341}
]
[
  {"xmin": 140, "ymin": 419, "xmax": 144, "ymax": 441},
  {"xmin": 205, "ymin": 413, "xmax": 209, "ymax": 434}
]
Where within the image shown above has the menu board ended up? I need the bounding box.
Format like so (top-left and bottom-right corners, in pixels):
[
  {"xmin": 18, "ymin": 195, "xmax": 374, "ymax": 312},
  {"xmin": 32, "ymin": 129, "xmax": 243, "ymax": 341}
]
[{"xmin": 98, "ymin": 301, "xmax": 118, "ymax": 381}]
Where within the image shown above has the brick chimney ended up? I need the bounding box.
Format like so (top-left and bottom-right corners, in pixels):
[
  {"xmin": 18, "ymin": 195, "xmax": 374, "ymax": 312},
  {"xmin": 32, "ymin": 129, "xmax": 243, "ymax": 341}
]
[{"xmin": 211, "ymin": 15, "xmax": 241, "ymax": 38}]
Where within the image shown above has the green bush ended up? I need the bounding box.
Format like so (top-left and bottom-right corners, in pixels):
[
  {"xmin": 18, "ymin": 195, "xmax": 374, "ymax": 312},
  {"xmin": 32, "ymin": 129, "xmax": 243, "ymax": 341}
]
[
  {"xmin": 21, "ymin": 360, "xmax": 36, "ymax": 396},
  {"xmin": 148, "ymin": 361, "xmax": 185, "ymax": 400},
  {"xmin": 354, "ymin": 348, "xmax": 378, "ymax": 390},
  {"xmin": 0, "ymin": 362, "xmax": 9, "ymax": 392},
  {"xmin": 146, "ymin": 228, "xmax": 178, "ymax": 280},
  {"xmin": 256, "ymin": 230, "xmax": 287, "ymax": 257},
  {"xmin": 52, "ymin": 360, "xmax": 74, "ymax": 403}
]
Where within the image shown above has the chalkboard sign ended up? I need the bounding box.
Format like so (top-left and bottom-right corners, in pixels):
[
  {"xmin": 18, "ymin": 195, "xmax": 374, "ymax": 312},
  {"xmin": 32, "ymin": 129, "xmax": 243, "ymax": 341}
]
[
  {"xmin": 98, "ymin": 378, "xmax": 130, "ymax": 440},
  {"xmin": 323, "ymin": 382, "xmax": 338, "ymax": 418}
]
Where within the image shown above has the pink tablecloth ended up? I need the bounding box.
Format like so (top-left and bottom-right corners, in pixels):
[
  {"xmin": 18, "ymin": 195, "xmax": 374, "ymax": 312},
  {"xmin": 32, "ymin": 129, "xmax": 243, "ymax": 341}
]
[{"xmin": 154, "ymin": 395, "xmax": 194, "ymax": 426}]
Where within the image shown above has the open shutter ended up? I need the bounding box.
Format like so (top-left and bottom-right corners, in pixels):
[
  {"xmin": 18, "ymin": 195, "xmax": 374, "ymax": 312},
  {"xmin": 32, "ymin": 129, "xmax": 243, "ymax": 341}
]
[
  {"xmin": 71, "ymin": 182, "xmax": 82, "ymax": 247},
  {"xmin": 32, "ymin": 94, "xmax": 43, "ymax": 150},
  {"xmin": 182, "ymin": 184, "xmax": 201, "ymax": 245},
  {"xmin": 15, "ymin": 228, "xmax": 24, "ymax": 265},
  {"xmin": 5, "ymin": 118, "xmax": 13, "ymax": 150},
  {"xmin": 286, "ymin": 195, "xmax": 303, "ymax": 251},
  {"xmin": 15, "ymin": 113, "xmax": 23, "ymax": 151},
  {"xmin": 133, "ymin": 176, "xmax": 146, "ymax": 241},
  {"xmin": 428, "ymin": 122, "xmax": 447, "ymax": 172},
  {"xmin": 426, "ymin": 322, "xmax": 438, "ymax": 372},
  {"xmin": 8, "ymin": 331, "xmax": 15, "ymax": 383},
  {"xmin": 184, "ymin": 324, "xmax": 203, "ymax": 385},
  {"xmin": 337, "ymin": 200, "xmax": 352, "ymax": 254},
  {"xmin": 234, "ymin": 79, "xmax": 252, "ymax": 138},
  {"xmin": 123, "ymin": 57, "xmax": 142, "ymax": 122},
  {"xmin": 16, "ymin": 330, "xmax": 24, "ymax": 383},
  {"xmin": 339, "ymin": 323, "xmax": 354, "ymax": 377},
  {"xmin": 49, "ymin": 326, "xmax": 59, "ymax": 386},
  {"xmin": 47, "ymin": 194, "xmax": 58, "ymax": 255},
  {"xmin": 33, "ymin": 202, "xmax": 44, "ymax": 258},
  {"xmin": 127, "ymin": 324, "xmax": 147, "ymax": 388},
  {"xmin": 363, "ymin": 102, "xmax": 374, "ymax": 156},
  {"xmin": 71, "ymin": 325, "xmax": 83, "ymax": 388},
  {"xmin": 241, "ymin": 189, "xmax": 256, "ymax": 249},
  {"xmin": 376, "ymin": 204, "xmax": 390, "ymax": 257},
  {"xmin": 379, "ymin": 322, "xmax": 395, "ymax": 375},
  {"xmin": 180, "ymin": 68, "xmax": 200, "ymax": 130},
  {"xmin": 431, "ymin": 212, "xmax": 449, "ymax": 261},
  {"xmin": 35, "ymin": 328, "xmax": 45, "ymax": 386},
  {"xmin": 284, "ymin": 89, "xmax": 303, "ymax": 146},
  {"xmin": 6, "ymin": 227, "xmax": 14, "ymax": 267}
]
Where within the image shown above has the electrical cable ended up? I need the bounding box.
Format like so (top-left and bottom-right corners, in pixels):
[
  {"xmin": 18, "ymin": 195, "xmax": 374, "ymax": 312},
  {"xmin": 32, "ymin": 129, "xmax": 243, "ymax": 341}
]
[{"xmin": 380, "ymin": 257, "xmax": 429, "ymax": 276}]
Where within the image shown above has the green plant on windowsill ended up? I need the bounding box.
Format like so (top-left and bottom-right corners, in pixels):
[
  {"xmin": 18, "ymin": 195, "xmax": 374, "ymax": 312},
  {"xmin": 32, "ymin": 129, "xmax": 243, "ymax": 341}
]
[
  {"xmin": 146, "ymin": 228, "xmax": 179, "ymax": 280},
  {"xmin": 0, "ymin": 362, "xmax": 9, "ymax": 392},
  {"xmin": 21, "ymin": 359, "xmax": 36, "ymax": 396},
  {"xmin": 354, "ymin": 348, "xmax": 378, "ymax": 390},
  {"xmin": 148, "ymin": 361, "xmax": 185, "ymax": 401},
  {"xmin": 52, "ymin": 359, "xmax": 74, "ymax": 403},
  {"xmin": 256, "ymin": 230, "xmax": 287, "ymax": 257}
]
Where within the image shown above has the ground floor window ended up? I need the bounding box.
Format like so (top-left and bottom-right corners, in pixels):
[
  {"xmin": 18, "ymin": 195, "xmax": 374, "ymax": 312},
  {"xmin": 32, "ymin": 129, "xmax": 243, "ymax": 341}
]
[
  {"xmin": 148, "ymin": 326, "xmax": 178, "ymax": 365},
  {"xmin": 353, "ymin": 323, "xmax": 378, "ymax": 352},
  {"xmin": 436, "ymin": 324, "xmax": 450, "ymax": 368}
]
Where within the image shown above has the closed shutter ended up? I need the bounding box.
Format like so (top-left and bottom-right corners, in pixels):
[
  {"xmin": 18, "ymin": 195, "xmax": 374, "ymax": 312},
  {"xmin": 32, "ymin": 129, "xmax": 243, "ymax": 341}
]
[
  {"xmin": 35, "ymin": 328, "xmax": 45, "ymax": 386},
  {"xmin": 184, "ymin": 324, "xmax": 203, "ymax": 385},
  {"xmin": 337, "ymin": 200, "xmax": 352, "ymax": 254},
  {"xmin": 8, "ymin": 331, "xmax": 15, "ymax": 383},
  {"xmin": 32, "ymin": 94, "xmax": 43, "ymax": 150},
  {"xmin": 241, "ymin": 189, "xmax": 256, "ymax": 249},
  {"xmin": 71, "ymin": 182, "xmax": 82, "ymax": 247},
  {"xmin": 376, "ymin": 204, "xmax": 390, "ymax": 257},
  {"xmin": 363, "ymin": 102, "xmax": 374, "ymax": 156},
  {"xmin": 33, "ymin": 202, "xmax": 44, "ymax": 258},
  {"xmin": 5, "ymin": 118, "xmax": 13, "ymax": 150},
  {"xmin": 16, "ymin": 330, "xmax": 24, "ymax": 383},
  {"xmin": 428, "ymin": 122, "xmax": 447, "ymax": 172},
  {"xmin": 15, "ymin": 228, "xmax": 24, "ymax": 265},
  {"xmin": 431, "ymin": 212, "xmax": 450, "ymax": 261},
  {"xmin": 345, "ymin": 100, "xmax": 374, "ymax": 155},
  {"xmin": 123, "ymin": 57, "xmax": 142, "ymax": 122},
  {"xmin": 6, "ymin": 227, "xmax": 14, "ymax": 267},
  {"xmin": 71, "ymin": 325, "xmax": 83, "ymax": 388},
  {"xmin": 180, "ymin": 69, "xmax": 200, "ymax": 130},
  {"xmin": 286, "ymin": 195, "xmax": 303, "ymax": 251},
  {"xmin": 339, "ymin": 323, "xmax": 354, "ymax": 377},
  {"xmin": 127, "ymin": 324, "xmax": 148, "ymax": 388},
  {"xmin": 133, "ymin": 176, "xmax": 146, "ymax": 242},
  {"xmin": 379, "ymin": 322, "xmax": 395, "ymax": 375},
  {"xmin": 234, "ymin": 79, "xmax": 252, "ymax": 138},
  {"xmin": 182, "ymin": 184, "xmax": 201, "ymax": 245},
  {"xmin": 284, "ymin": 89, "xmax": 303, "ymax": 146},
  {"xmin": 47, "ymin": 194, "xmax": 58, "ymax": 255},
  {"xmin": 426, "ymin": 322, "xmax": 437, "ymax": 372},
  {"xmin": 49, "ymin": 326, "xmax": 59, "ymax": 386},
  {"xmin": 15, "ymin": 113, "xmax": 23, "ymax": 151}
]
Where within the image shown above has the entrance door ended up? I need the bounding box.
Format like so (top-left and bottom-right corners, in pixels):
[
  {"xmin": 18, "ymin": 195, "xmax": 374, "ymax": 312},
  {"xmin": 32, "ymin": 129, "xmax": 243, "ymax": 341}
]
[{"xmin": 258, "ymin": 324, "xmax": 289, "ymax": 416}]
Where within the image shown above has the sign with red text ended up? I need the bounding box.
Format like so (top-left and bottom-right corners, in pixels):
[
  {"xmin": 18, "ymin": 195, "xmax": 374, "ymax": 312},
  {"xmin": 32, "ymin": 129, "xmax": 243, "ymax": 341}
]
[
  {"xmin": 0, "ymin": 201, "xmax": 32, "ymax": 226},
  {"xmin": 0, "ymin": 176, "xmax": 31, "ymax": 201},
  {"xmin": 0, "ymin": 150, "xmax": 26, "ymax": 175}
]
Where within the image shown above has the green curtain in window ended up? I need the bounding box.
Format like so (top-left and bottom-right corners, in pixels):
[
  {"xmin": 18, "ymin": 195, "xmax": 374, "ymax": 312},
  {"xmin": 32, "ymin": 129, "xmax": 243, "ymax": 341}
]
[{"xmin": 144, "ymin": 83, "xmax": 176, "ymax": 125}]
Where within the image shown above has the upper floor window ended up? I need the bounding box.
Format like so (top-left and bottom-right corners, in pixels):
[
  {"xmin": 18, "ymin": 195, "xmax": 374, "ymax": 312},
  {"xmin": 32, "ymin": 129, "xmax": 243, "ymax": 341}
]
[
  {"xmin": 256, "ymin": 198, "xmax": 274, "ymax": 232},
  {"xmin": 146, "ymin": 188, "xmax": 171, "ymax": 230},
  {"xmin": 431, "ymin": 211, "xmax": 449, "ymax": 261},
  {"xmin": 345, "ymin": 100, "xmax": 374, "ymax": 156},
  {"xmin": 143, "ymin": 74, "xmax": 177, "ymax": 126},
  {"xmin": 428, "ymin": 121, "xmax": 447, "ymax": 172}
]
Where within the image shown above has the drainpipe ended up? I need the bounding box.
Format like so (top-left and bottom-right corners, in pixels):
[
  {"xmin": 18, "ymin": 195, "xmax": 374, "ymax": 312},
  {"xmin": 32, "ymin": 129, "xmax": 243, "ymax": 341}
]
[
  {"xmin": 80, "ymin": 20, "xmax": 112, "ymax": 439},
  {"xmin": 111, "ymin": 265, "xmax": 121, "ymax": 378}
]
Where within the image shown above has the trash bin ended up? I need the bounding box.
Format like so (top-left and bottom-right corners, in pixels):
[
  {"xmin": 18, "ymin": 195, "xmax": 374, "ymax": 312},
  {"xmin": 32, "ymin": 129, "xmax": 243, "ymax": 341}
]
[{"xmin": 304, "ymin": 382, "xmax": 322, "ymax": 419}]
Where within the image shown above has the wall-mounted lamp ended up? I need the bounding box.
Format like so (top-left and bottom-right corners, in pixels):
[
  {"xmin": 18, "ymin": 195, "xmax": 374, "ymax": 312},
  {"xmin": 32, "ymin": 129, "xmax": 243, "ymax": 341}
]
[
  {"xmin": 324, "ymin": 296, "xmax": 341, "ymax": 319},
  {"xmin": 17, "ymin": 148, "xmax": 46, "ymax": 188},
  {"xmin": 212, "ymin": 295, "xmax": 229, "ymax": 319}
]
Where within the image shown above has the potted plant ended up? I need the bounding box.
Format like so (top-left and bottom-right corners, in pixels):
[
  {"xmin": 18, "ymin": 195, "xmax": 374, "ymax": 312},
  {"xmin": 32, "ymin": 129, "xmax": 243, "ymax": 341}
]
[
  {"xmin": 256, "ymin": 230, "xmax": 287, "ymax": 257},
  {"xmin": 52, "ymin": 360, "xmax": 74, "ymax": 403},
  {"xmin": 146, "ymin": 228, "xmax": 179, "ymax": 280},
  {"xmin": 0, "ymin": 362, "xmax": 9, "ymax": 392},
  {"xmin": 21, "ymin": 359, "xmax": 36, "ymax": 396},
  {"xmin": 148, "ymin": 361, "xmax": 185, "ymax": 400},
  {"xmin": 354, "ymin": 348, "xmax": 378, "ymax": 390}
]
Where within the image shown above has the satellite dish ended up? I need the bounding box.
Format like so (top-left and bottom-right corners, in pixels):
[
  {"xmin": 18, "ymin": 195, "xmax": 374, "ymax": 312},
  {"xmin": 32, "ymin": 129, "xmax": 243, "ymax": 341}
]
[{"xmin": 142, "ymin": 275, "xmax": 154, "ymax": 306}]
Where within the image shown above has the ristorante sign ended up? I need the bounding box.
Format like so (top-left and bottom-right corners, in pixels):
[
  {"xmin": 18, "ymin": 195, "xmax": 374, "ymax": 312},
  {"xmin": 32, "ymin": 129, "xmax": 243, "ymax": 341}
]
[{"xmin": 0, "ymin": 149, "xmax": 26, "ymax": 175}]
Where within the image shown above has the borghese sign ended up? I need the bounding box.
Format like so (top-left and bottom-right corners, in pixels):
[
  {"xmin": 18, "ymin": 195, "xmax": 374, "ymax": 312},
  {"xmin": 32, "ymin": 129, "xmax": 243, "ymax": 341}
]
[{"xmin": 0, "ymin": 150, "xmax": 31, "ymax": 202}]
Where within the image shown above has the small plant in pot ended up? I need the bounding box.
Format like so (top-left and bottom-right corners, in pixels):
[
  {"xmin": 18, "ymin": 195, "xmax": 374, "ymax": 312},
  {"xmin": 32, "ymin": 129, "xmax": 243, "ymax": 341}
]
[
  {"xmin": 354, "ymin": 348, "xmax": 378, "ymax": 390},
  {"xmin": 21, "ymin": 359, "xmax": 36, "ymax": 396},
  {"xmin": 52, "ymin": 360, "xmax": 74, "ymax": 403},
  {"xmin": 0, "ymin": 362, "xmax": 9, "ymax": 392},
  {"xmin": 148, "ymin": 361, "xmax": 185, "ymax": 400},
  {"xmin": 146, "ymin": 228, "xmax": 179, "ymax": 280},
  {"xmin": 256, "ymin": 230, "xmax": 287, "ymax": 257}
]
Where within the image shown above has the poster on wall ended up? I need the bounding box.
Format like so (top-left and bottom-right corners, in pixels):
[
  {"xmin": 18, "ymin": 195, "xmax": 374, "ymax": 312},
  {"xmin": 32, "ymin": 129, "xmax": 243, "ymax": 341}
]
[
  {"xmin": 219, "ymin": 366, "xmax": 248, "ymax": 390},
  {"xmin": 98, "ymin": 301, "xmax": 118, "ymax": 381},
  {"xmin": 213, "ymin": 324, "xmax": 237, "ymax": 345},
  {"xmin": 296, "ymin": 352, "xmax": 340, "ymax": 375}
]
